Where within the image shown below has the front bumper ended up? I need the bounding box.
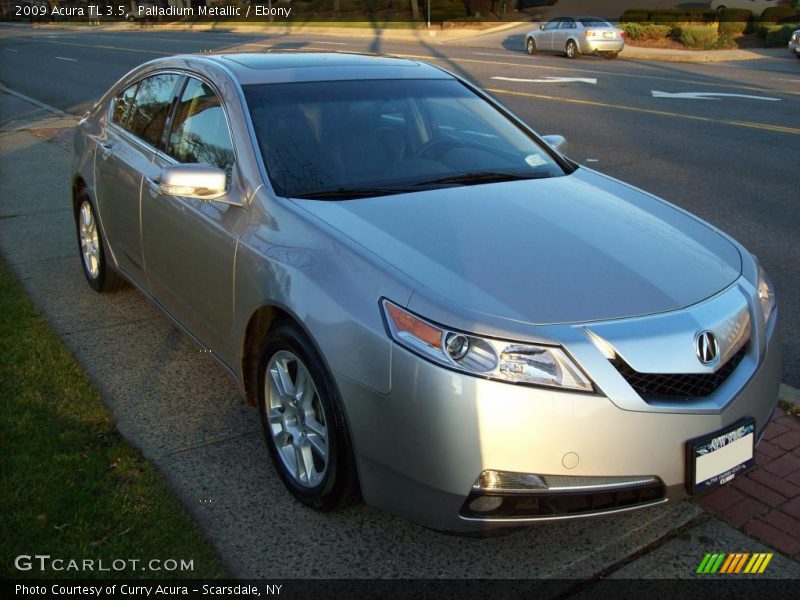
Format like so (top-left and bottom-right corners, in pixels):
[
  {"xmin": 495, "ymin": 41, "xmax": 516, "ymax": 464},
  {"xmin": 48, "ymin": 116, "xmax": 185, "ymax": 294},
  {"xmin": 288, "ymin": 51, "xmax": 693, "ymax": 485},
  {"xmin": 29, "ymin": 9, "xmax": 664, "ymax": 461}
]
[{"xmin": 339, "ymin": 302, "xmax": 781, "ymax": 533}]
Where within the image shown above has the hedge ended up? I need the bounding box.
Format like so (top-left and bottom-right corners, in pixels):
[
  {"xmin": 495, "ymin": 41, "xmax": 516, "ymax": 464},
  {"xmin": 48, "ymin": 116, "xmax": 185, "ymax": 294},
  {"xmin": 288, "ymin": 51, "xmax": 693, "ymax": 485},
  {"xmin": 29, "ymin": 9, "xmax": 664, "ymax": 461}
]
[
  {"xmin": 620, "ymin": 23, "xmax": 673, "ymax": 41},
  {"xmin": 759, "ymin": 6, "xmax": 799, "ymax": 24},
  {"xmin": 676, "ymin": 24, "xmax": 719, "ymax": 49}
]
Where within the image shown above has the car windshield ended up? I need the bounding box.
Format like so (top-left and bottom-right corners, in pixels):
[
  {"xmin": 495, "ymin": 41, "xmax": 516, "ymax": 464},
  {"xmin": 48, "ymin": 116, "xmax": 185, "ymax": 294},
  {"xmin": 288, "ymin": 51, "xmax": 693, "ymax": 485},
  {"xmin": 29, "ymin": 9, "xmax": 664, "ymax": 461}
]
[
  {"xmin": 578, "ymin": 18, "xmax": 613, "ymax": 27},
  {"xmin": 243, "ymin": 78, "xmax": 568, "ymax": 199}
]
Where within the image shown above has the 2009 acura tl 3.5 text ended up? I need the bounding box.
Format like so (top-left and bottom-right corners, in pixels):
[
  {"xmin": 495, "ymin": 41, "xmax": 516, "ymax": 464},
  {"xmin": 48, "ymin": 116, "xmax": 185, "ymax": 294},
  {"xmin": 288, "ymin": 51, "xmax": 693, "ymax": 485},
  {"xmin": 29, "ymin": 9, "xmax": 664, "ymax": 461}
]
[{"xmin": 71, "ymin": 53, "xmax": 780, "ymax": 532}]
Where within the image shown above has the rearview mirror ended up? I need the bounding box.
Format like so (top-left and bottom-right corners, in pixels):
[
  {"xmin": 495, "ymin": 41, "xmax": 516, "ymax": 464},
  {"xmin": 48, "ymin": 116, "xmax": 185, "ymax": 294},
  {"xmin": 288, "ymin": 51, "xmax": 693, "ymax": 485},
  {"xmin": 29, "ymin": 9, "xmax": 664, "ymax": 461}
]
[
  {"xmin": 542, "ymin": 134, "xmax": 567, "ymax": 153},
  {"xmin": 157, "ymin": 164, "xmax": 227, "ymax": 201}
]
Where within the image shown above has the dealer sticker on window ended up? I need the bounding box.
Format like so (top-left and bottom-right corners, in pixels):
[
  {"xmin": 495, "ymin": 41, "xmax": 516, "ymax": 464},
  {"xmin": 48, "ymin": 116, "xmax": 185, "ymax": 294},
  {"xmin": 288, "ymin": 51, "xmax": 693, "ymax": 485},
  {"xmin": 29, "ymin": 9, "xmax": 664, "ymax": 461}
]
[
  {"xmin": 687, "ymin": 418, "xmax": 755, "ymax": 494},
  {"xmin": 525, "ymin": 154, "xmax": 547, "ymax": 168}
]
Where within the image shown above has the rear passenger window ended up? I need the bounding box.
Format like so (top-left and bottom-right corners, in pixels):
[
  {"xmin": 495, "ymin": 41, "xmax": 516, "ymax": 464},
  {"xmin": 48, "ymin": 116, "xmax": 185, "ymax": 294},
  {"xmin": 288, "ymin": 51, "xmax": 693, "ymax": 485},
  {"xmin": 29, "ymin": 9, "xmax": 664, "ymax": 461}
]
[
  {"xmin": 126, "ymin": 74, "xmax": 181, "ymax": 147},
  {"xmin": 167, "ymin": 78, "xmax": 234, "ymax": 176}
]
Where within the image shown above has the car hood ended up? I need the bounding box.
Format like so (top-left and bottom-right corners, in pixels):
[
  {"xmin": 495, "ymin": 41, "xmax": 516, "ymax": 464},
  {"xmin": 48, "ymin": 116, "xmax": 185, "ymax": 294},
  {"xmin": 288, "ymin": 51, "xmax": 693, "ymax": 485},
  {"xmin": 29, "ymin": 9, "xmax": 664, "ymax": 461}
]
[{"xmin": 295, "ymin": 169, "xmax": 741, "ymax": 325}]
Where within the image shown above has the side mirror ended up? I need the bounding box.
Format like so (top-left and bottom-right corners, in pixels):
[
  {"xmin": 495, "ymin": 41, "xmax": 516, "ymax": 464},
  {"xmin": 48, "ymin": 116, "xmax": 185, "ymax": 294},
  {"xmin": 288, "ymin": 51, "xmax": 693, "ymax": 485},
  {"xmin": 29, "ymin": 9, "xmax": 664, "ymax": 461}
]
[
  {"xmin": 157, "ymin": 163, "xmax": 227, "ymax": 201},
  {"xmin": 539, "ymin": 24, "xmax": 545, "ymax": 30},
  {"xmin": 542, "ymin": 134, "xmax": 567, "ymax": 153}
]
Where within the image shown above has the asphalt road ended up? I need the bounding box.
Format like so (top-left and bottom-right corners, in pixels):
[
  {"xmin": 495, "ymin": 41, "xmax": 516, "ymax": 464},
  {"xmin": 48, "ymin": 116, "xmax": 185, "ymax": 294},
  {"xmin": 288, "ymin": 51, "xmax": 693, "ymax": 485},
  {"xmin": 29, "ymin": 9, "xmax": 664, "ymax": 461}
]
[
  {"xmin": 1, "ymin": 24, "xmax": 800, "ymax": 581},
  {"xmin": 1, "ymin": 23, "xmax": 798, "ymax": 386}
]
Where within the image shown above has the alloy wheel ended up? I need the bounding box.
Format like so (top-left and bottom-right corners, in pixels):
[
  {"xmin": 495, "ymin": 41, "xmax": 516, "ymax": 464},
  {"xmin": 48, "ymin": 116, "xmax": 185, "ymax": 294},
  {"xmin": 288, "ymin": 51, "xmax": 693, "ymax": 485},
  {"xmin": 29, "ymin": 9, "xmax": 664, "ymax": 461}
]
[
  {"xmin": 265, "ymin": 350, "xmax": 329, "ymax": 488},
  {"xmin": 78, "ymin": 200, "xmax": 100, "ymax": 279}
]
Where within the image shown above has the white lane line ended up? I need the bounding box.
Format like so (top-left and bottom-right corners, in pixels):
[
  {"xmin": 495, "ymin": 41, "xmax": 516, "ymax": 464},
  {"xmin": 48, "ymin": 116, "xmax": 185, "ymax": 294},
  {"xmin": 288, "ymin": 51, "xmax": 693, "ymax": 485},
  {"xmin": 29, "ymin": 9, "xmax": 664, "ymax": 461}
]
[
  {"xmin": 55, "ymin": 56, "xmax": 78, "ymax": 62},
  {"xmin": 4, "ymin": 48, "xmax": 19, "ymax": 52},
  {"xmin": 474, "ymin": 52, "xmax": 517, "ymax": 58},
  {"xmin": 0, "ymin": 83, "xmax": 70, "ymax": 117},
  {"xmin": 314, "ymin": 41, "xmax": 347, "ymax": 45},
  {"xmin": 651, "ymin": 90, "xmax": 781, "ymax": 101},
  {"xmin": 586, "ymin": 159, "xmax": 600, "ymax": 163},
  {"xmin": 492, "ymin": 76, "xmax": 597, "ymax": 85}
]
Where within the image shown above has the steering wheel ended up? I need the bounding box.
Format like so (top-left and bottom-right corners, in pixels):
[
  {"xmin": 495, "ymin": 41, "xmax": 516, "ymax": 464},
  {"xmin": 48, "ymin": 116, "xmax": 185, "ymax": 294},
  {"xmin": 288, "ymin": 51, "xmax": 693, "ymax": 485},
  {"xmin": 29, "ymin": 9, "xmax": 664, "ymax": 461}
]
[{"xmin": 414, "ymin": 134, "xmax": 463, "ymax": 159}]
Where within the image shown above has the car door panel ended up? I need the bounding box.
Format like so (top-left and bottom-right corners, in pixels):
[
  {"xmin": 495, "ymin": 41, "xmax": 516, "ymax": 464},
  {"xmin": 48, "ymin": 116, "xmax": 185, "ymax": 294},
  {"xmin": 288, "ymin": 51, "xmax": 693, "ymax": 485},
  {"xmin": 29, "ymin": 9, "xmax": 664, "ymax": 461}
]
[
  {"xmin": 94, "ymin": 73, "xmax": 182, "ymax": 287},
  {"xmin": 142, "ymin": 77, "xmax": 247, "ymax": 357}
]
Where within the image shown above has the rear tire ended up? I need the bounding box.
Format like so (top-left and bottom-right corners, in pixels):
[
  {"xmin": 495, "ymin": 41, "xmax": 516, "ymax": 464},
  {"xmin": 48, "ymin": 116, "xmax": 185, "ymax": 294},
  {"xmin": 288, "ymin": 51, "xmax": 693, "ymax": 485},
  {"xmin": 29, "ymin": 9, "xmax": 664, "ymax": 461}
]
[
  {"xmin": 565, "ymin": 40, "xmax": 579, "ymax": 59},
  {"xmin": 603, "ymin": 52, "xmax": 619, "ymax": 59},
  {"xmin": 257, "ymin": 322, "xmax": 359, "ymax": 511},
  {"xmin": 526, "ymin": 37, "xmax": 537, "ymax": 55},
  {"xmin": 74, "ymin": 191, "xmax": 127, "ymax": 293}
]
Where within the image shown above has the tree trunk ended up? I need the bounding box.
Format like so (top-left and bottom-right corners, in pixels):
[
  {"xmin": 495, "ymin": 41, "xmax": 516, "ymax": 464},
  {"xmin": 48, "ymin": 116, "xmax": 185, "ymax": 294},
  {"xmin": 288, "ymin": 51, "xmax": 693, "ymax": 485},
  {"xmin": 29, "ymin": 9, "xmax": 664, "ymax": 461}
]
[{"xmin": 410, "ymin": 0, "xmax": 419, "ymax": 20}]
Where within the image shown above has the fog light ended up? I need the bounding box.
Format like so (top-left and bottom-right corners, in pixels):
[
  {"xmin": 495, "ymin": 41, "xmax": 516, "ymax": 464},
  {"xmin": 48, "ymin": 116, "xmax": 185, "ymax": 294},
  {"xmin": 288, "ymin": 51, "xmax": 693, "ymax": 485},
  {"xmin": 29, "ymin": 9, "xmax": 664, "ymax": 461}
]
[
  {"xmin": 445, "ymin": 333, "xmax": 470, "ymax": 360},
  {"xmin": 468, "ymin": 495, "xmax": 503, "ymax": 514}
]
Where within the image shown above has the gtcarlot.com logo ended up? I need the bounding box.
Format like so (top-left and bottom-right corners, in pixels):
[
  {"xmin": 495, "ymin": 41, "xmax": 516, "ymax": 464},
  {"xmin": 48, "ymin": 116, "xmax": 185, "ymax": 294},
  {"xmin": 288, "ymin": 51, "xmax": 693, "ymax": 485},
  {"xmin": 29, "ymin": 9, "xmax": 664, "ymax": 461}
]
[{"xmin": 696, "ymin": 552, "xmax": 773, "ymax": 574}]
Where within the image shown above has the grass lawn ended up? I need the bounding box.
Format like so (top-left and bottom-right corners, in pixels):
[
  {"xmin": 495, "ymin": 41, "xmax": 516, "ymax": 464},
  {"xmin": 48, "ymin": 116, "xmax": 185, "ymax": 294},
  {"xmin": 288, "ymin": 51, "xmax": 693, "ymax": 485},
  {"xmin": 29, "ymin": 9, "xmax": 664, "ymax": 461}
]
[{"xmin": 0, "ymin": 258, "xmax": 227, "ymax": 579}]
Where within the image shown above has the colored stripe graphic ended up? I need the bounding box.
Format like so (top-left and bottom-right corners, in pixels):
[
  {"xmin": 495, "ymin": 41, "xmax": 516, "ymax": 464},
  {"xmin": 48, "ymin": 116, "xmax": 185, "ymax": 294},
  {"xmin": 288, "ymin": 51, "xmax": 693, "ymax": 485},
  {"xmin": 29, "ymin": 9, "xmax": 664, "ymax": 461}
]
[{"xmin": 700, "ymin": 552, "xmax": 773, "ymax": 574}]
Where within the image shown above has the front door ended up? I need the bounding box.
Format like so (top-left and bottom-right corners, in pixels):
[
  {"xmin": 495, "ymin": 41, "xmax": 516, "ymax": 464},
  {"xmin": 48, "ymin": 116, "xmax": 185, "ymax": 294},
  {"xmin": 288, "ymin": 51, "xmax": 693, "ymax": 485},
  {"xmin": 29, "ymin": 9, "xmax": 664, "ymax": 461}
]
[{"xmin": 142, "ymin": 76, "xmax": 248, "ymax": 356}]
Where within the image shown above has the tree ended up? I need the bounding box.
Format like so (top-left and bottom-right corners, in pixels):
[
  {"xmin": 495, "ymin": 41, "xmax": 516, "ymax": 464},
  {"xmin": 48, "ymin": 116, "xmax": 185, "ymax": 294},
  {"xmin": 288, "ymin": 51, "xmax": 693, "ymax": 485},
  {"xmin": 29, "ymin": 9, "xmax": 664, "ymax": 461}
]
[{"xmin": 410, "ymin": 0, "xmax": 419, "ymax": 20}]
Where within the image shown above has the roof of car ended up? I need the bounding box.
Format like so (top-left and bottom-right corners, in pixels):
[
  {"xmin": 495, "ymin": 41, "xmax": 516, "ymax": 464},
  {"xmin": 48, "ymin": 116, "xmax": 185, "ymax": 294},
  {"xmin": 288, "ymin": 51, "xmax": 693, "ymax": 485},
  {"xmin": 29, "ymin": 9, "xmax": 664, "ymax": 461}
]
[{"xmin": 181, "ymin": 52, "xmax": 453, "ymax": 86}]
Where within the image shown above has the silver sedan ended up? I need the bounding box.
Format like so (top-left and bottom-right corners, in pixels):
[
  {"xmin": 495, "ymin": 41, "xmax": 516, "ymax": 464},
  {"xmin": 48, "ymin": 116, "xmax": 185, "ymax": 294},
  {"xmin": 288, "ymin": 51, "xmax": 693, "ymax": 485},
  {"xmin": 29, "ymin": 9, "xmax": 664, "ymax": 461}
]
[
  {"xmin": 72, "ymin": 53, "xmax": 780, "ymax": 533},
  {"xmin": 526, "ymin": 17, "xmax": 625, "ymax": 59}
]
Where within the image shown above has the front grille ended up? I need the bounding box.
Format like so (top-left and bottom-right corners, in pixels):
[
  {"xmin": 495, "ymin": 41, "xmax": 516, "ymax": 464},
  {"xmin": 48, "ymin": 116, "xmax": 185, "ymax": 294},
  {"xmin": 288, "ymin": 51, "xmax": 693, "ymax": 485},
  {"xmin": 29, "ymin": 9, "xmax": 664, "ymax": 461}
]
[
  {"xmin": 611, "ymin": 345, "xmax": 747, "ymax": 400},
  {"xmin": 461, "ymin": 482, "xmax": 665, "ymax": 519}
]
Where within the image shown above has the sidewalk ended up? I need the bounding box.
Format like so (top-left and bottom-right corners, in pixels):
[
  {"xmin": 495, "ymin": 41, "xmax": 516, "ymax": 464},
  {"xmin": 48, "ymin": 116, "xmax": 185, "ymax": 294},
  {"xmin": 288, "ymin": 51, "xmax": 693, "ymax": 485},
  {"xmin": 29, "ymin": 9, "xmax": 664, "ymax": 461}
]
[
  {"xmin": 0, "ymin": 86, "xmax": 798, "ymax": 580},
  {"xmin": 621, "ymin": 45, "xmax": 789, "ymax": 63}
]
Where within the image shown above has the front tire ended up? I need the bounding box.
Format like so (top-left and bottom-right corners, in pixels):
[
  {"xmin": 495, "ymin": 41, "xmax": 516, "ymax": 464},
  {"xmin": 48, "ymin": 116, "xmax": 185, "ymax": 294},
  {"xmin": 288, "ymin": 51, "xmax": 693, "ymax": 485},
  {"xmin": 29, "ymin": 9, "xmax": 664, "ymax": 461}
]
[
  {"xmin": 257, "ymin": 322, "xmax": 359, "ymax": 511},
  {"xmin": 74, "ymin": 192, "xmax": 127, "ymax": 293},
  {"xmin": 565, "ymin": 40, "xmax": 579, "ymax": 59},
  {"xmin": 526, "ymin": 37, "xmax": 537, "ymax": 55}
]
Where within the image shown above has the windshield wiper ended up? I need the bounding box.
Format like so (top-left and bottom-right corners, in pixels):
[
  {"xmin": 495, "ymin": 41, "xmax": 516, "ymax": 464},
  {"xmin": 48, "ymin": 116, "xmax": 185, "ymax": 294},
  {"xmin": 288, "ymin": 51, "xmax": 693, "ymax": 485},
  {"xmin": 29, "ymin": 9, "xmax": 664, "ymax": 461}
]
[
  {"xmin": 294, "ymin": 187, "xmax": 415, "ymax": 200},
  {"xmin": 412, "ymin": 171, "xmax": 551, "ymax": 187}
]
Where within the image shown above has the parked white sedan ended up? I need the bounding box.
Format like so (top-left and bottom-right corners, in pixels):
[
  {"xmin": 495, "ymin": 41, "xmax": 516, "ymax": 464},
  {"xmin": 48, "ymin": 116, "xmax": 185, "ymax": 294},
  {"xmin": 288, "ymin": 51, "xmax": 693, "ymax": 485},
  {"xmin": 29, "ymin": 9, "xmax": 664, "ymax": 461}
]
[
  {"xmin": 526, "ymin": 17, "xmax": 625, "ymax": 59},
  {"xmin": 790, "ymin": 29, "xmax": 800, "ymax": 59}
]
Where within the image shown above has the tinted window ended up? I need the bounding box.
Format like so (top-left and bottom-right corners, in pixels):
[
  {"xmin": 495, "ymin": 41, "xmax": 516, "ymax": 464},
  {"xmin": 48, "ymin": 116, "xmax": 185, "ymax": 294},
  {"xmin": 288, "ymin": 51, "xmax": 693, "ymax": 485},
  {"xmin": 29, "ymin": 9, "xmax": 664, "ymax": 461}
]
[
  {"xmin": 578, "ymin": 18, "xmax": 612, "ymax": 27},
  {"xmin": 112, "ymin": 83, "xmax": 139, "ymax": 130},
  {"xmin": 560, "ymin": 19, "xmax": 576, "ymax": 29},
  {"xmin": 167, "ymin": 78, "xmax": 234, "ymax": 177},
  {"xmin": 244, "ymin": 79, "xmax": 566, "ymax": 199},
  {"xmin": 543, "ymin": 19, "xmax": 561, "ymax": 30},
  {"xmin": 126, "ymin": 74, "xmax": 180, "ymax": 147}
]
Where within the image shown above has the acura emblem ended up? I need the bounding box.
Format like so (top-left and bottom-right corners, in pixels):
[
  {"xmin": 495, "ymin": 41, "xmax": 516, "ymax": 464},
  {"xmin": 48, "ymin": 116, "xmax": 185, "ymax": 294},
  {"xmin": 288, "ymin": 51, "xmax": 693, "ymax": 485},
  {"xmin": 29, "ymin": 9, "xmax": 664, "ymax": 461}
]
[{"xmin": 695, "ymin": 330, "xmax": 719, "ymax": 366}]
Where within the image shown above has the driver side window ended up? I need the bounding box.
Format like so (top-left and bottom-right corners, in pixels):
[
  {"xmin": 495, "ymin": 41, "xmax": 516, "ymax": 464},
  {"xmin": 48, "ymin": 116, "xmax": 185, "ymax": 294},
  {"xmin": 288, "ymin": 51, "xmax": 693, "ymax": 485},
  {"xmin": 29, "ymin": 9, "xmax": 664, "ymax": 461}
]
[
  {"xmin": 167, "ymin": 78, "xmax": 235, "ymax": 178},
  {"xmin": 544, "ymin": 19, "xmax": 561, "ymax": 31}
]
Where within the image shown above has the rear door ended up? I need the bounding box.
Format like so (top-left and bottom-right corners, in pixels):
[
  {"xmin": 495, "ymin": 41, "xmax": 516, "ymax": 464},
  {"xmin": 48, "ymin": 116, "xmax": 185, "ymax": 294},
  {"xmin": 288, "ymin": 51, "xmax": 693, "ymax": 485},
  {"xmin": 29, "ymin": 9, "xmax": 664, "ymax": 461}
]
[
  {"xmin": 141, "ymin": 75, "xmax": 248, "ymax": 355},
  {"xmin": 94, "ymin": 73, "xmax": 181, "ymax": 286},
  {"xmin": 554, "ymin": 18, "xmax": 577, "ymax": 54}
]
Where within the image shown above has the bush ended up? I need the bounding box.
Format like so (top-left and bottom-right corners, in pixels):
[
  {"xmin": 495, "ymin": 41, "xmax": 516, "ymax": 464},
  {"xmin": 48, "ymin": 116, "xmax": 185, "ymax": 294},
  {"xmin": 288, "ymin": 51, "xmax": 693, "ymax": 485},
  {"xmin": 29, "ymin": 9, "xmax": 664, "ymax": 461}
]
[
  {"xmin": 718, "ymin": 8, "xmax": 752, "ymax": 35},
  {"xmin": 621, "ymin": 22, "xmax": 673, "ymax": 41},
  {"xmin": 761, "ymin": 23, "xmax": 800, "ymax": 46},
  {"xmin": 676, "ymin": 24, "xmax": 719, "ymax": 49},
  {"xmin": 760, "ymin": 6, "xmax": 798, "ymax": 24}
]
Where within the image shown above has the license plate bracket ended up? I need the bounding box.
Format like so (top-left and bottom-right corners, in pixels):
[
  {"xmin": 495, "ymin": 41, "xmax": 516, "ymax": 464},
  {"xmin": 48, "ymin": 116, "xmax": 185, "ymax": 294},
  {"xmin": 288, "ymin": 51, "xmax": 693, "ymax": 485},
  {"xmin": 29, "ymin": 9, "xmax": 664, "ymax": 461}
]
[{"xmin": 686, "ymin": 418, "xmax": 755, "ymax": 495}]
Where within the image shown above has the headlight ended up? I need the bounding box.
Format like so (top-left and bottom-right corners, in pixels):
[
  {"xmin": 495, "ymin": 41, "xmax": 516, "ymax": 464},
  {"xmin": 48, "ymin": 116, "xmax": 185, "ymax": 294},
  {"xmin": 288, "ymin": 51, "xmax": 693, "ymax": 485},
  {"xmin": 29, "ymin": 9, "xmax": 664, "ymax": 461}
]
[
  {"xmin": 757, "ymin": 263, "xmax": 776, "ymax": 325},
  {"xmin": 381, "ymin": 300, "xmax": 593, "ymax": 392}
]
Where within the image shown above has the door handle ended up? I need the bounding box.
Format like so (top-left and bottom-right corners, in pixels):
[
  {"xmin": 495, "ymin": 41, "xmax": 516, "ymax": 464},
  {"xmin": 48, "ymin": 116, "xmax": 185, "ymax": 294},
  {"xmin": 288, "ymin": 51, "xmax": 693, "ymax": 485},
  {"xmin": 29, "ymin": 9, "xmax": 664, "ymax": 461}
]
[{"xmin": 97, "ymin": 140, "xmax": 113, "ymax": 159}]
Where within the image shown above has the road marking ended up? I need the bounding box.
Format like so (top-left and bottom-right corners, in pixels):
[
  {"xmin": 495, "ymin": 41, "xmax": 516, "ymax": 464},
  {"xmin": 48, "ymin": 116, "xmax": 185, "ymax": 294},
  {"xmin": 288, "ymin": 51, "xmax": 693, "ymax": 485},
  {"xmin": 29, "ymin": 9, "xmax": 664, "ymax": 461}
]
[
  {"xmin": 0, "ymin": 83, "xmax": 70, "ymax": 117},
  {"xmin": 652, "ymin": 90, "xmax": 781, "ymax": 102},
  {"xmin": 55, "ymin": 56, "xmax": 78, "ymax": 62},
  {"xmin": 388, "ymin": 51, "xmax": 800, "ymax": 97},
  {"xmin": 485, "ymin": 87, "xmax": 800, "ymax": 136},
  {"xmin": 4, "ymin": 48, "xmax": 19, "ymax": 52},
  {"xmin": 33, "ymin": 39, "xmax": 169, "ymax": 56},
  {"xmin": 493, "ymin": 76, "xmax": 597, "ymax": 85},
  {"xmin": 314, "ymin": 41, "xmax": 347, "ymax": 45},
  {"xmin": 473, "ymin": 52, "xmax": 516, "ymax": 58},
  {"xmin": 586, "ymin": 159, "xmax": 600, "ymax": 162}
]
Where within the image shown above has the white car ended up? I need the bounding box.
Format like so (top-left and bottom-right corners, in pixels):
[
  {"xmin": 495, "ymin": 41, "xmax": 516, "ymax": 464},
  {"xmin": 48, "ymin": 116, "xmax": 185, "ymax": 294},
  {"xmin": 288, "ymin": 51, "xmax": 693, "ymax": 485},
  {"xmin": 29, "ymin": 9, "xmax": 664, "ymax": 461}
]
[
  {"xmin": 710, "ymin": 0, "xmax": 784, "ymax": 15},
  {"xmin": 791, "ymin": 29, "xmax": 800, "ymax": 59}
]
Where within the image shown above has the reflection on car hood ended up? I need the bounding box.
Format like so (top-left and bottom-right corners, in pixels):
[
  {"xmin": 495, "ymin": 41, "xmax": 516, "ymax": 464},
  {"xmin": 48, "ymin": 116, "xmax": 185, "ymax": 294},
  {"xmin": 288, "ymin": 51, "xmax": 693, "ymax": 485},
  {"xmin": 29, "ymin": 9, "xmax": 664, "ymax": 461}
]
[{"xmin": 295, "ymin": 169, "xmax": 742, "ymax": 325}]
